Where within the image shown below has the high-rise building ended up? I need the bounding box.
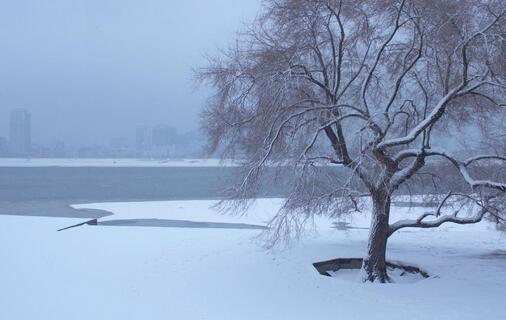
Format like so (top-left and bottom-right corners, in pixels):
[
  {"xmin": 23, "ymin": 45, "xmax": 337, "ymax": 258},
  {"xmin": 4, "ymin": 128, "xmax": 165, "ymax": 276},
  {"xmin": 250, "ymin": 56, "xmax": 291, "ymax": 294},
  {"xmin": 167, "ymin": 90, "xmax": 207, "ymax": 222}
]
[
  {"xmin": 9, "ymin": 109, "xmax": 32, "ymax": 156},
  {"xmin": 136, "ymin": 125, "xmax": 152, "ymax": 151},
  {"xmin": 152, "ymin": 124, "xmax": 177, "ymax": 147},
  {"xmin": 0, "ymin": 136, "xmax": 7, "ymax": 156}
]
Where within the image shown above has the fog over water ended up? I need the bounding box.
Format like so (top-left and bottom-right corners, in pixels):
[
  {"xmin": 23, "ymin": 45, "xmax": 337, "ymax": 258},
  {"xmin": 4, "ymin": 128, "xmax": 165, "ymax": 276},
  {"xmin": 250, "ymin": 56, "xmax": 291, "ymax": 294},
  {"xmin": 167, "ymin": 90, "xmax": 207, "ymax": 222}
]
[{"xmin": 0, "ymin": 0, "xmax": 260, "ymax": 147}]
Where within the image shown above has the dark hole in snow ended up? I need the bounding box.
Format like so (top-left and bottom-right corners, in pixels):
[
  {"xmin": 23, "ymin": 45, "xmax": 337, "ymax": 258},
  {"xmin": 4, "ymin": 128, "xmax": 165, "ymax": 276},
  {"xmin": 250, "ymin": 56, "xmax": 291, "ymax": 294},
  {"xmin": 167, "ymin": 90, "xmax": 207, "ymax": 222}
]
[
  {"xmin": 331, "ymin": 222, "xmax": 368, "ymax": 230},
  {"xmin": 477, "ymin": 250, "xmax": 506, "ymax": 260},
  {"xmin": 391, "ymin": 201, "xmax": 444, "ymax": 208},
  {"xmin": 313, "ymin": 258, "xmax": 430, "ymax": 282},
  {"xmin": 313, "ymin": 258, "xmax": 363, "ymax": 275}
]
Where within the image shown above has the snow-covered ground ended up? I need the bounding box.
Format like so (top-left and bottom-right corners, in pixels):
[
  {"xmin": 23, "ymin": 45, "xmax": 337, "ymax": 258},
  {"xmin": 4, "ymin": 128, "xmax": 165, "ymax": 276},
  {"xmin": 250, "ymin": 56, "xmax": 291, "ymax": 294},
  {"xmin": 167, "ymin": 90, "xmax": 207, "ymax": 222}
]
[
  {"xmin": 1, "ymin": 199, "xmax": 505, "ymax": 320},
  {"xmin": 0, "ymin": 158, "xmax": 238, "ymax": 167}
]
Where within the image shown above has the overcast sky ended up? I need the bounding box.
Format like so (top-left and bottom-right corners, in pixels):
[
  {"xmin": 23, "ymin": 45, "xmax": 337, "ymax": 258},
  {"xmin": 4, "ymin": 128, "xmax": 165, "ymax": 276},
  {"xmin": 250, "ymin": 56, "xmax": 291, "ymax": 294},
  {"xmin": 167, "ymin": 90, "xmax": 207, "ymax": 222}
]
[{"xmin": 0, "ymin": 0, "xmax": 260, "ymax": 146}]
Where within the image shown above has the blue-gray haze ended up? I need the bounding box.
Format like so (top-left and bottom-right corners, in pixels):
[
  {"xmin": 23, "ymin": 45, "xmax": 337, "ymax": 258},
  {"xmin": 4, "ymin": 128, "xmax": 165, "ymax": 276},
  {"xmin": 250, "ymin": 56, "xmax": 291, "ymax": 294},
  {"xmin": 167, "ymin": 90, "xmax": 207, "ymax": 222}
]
[{"xmin": 0, "ymin": 0, "xmax": 260, "ymax": 147}]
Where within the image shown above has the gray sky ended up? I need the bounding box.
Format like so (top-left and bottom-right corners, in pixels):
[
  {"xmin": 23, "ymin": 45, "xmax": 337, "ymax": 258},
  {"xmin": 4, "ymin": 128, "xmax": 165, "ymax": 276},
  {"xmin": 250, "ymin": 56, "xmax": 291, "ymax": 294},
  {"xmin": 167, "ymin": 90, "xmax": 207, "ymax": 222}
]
[{"xmin": 0, "ymin": 0, "xmax": 260, "ymax": 146}]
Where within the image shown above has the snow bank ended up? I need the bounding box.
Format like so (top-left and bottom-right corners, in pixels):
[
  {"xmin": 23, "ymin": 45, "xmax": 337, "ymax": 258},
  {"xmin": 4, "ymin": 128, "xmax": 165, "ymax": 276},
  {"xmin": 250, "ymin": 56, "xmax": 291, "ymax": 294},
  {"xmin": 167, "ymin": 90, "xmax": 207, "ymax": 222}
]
[{"xmin": 1, "ymin": 199, "xmax": 505, "ymax": 320}]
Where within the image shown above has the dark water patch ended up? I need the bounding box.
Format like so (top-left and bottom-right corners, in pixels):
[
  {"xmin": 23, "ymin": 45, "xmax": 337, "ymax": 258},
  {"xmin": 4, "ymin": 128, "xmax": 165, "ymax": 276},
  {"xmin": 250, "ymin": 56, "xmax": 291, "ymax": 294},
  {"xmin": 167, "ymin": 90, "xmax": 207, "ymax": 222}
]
[
  {"xmin": 476, "ymin": 250, "xmax": 506, "ymax": 260},
  {"xmin": 392, "ymin": 201, "xmax": 442, "ymax": 208},
  {"xmin": 0, "ymin": 200, "xmax": 112, "ymax": 218},
  {"xmin": 0, "ymin": 166, "xmax": 288, "ymax": 219},
  {"xmin": 0, "ymin": 167, "xmax": 237, "ymax": 202},
  {"xmin": 98, "ymin": 218, "xmax": 267, "ymax": 230}
]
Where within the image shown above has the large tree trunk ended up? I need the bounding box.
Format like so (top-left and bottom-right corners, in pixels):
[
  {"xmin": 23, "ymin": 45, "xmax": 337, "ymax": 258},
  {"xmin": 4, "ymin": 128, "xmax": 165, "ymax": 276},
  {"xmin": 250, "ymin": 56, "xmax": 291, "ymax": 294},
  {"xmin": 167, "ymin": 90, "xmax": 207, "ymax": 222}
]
[{"xmin": 361, "ymin": 190, "xmax": 391, "ymax": 283}]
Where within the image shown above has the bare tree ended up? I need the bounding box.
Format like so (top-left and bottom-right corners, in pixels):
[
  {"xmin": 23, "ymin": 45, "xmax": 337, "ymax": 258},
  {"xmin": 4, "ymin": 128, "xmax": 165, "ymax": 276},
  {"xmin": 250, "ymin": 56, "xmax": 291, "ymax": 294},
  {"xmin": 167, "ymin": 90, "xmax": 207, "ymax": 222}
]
[{"xmin": 198, "ymin": 0, "xmax": 506, "ymax": 282}]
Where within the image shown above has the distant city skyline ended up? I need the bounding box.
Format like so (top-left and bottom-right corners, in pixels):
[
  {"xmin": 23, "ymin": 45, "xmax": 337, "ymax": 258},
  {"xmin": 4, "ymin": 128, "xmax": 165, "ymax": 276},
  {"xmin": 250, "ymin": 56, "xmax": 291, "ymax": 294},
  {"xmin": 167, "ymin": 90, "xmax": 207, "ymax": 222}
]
[
  {"xmin": 0, "ymin": 107, "xmax": 203, "ymax": 158},
  {"xmin": 0, "ymin": 0, "xmax": 261, "ymax": 147},
  {"xmin": 9, "ymin": 109, "xmax": 32, "ymax": 156},
  {"xmin": 0, "ymin": 108, "xmax": 202, "ymax": 149}
]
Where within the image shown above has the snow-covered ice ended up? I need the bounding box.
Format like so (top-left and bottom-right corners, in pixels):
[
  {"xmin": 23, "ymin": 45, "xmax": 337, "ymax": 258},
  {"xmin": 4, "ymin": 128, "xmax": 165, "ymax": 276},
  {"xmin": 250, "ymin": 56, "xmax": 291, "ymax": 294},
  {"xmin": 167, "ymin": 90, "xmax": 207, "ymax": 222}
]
[{"xmin": 1, "ymin": 199, "xmax": 505, "ymax": 320}]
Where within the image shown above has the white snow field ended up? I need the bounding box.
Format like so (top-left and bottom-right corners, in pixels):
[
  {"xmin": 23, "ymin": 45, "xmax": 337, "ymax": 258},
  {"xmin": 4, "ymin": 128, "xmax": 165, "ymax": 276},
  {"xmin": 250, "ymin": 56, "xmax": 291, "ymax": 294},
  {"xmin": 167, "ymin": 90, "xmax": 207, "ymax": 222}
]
[{"xmin": 1, "ymin": 199, "xmax": 505, "ymax": 320}]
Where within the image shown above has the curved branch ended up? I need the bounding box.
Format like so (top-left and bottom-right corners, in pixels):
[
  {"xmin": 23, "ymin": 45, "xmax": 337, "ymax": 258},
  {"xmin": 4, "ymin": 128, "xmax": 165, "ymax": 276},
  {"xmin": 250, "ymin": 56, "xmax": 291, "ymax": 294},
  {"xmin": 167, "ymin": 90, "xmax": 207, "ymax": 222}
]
[
  {"xmin": 388, "ymin": 192, "xmax": 496, "ymax": 236},
  {"xmin": 389, "ymin": 206, "xmax": 485, "ymax": 236},
  {"xmin": 423, "ymin": 149, "xmax": 506, "ymax": 192}
]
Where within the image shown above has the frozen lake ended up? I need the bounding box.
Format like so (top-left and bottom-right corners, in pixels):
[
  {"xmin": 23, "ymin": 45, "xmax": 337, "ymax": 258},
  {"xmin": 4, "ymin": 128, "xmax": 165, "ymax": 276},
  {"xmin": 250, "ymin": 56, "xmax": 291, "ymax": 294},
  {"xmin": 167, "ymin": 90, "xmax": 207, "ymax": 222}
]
[
  {"xmin": 0, "ymin": 162, "xmax": 485, "ymax": 218},
  {"xmin": 1, "ymin": 166, "xmax": 237, "ymax": 202},
  {"xmin": 0, "ymin": 166, "xmax": 285, "ymax": 218}
]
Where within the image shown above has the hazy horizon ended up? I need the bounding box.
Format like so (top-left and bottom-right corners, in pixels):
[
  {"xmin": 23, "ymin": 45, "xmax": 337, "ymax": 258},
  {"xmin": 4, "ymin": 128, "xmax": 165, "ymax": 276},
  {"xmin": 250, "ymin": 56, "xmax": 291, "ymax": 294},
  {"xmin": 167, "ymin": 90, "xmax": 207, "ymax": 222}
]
[{"xmin": 0, "ymin": 0, "xmax": 260, "ymax": 147}]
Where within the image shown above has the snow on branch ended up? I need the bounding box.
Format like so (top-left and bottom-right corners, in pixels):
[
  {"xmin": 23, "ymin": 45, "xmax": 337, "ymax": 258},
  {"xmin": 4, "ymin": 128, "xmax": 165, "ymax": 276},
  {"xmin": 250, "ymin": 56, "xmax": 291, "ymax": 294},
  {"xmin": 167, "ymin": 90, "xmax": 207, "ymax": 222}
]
[
  {"xmin": 389, "ymin": 203, "xmax": 486, "ymax": 235},
  {"xmin": 388, "ymin": 148, "xmax": 506, "ymax": 234},
  {"xmin": 376, "ymin": 10, "xmax": 505, "ymax": 151},
  {"xmin": 424, "ymin": 150, "xmax": 506, "ymax": 192}
]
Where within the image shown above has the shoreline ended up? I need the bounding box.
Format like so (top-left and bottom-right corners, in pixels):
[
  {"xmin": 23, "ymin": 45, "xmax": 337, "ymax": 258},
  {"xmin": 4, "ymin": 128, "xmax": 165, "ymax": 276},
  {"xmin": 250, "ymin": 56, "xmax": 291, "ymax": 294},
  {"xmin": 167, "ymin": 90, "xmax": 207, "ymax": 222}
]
[{"xmin": 0, "ymin": 158, "xmax": 239, "ymax": 167}]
